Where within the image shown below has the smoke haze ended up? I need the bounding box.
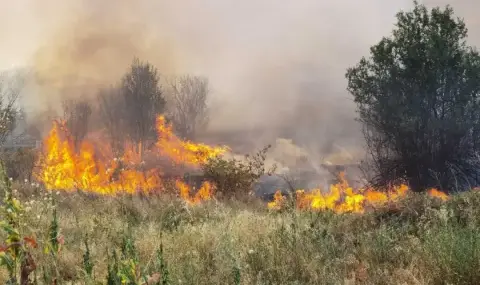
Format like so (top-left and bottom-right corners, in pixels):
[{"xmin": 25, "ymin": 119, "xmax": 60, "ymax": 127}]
[{"xmin": 0, "ymin": 0, "xmax": 478, "ymax": 163}]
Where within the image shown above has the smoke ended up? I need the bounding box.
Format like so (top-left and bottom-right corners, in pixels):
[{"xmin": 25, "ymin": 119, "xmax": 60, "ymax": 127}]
[{"xmin": 1, "ymin": 0, "xmax": 479, "ymax": 164}]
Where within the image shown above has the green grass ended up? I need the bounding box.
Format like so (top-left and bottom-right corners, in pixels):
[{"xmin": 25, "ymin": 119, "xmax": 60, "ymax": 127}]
[{"xmin": 1, "ymin": 182, "xmax": 480, "ymax": 284}]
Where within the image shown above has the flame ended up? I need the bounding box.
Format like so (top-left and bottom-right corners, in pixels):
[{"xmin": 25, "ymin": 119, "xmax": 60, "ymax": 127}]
[
  {"xmin": 176, "ymin": 180, "xmax": 214, "ymax": 205},
  {"xmin": 268, "ymin": 173, "xmax": 449, "ymax": 213},
  {"xmin": 155, "ymin": 116, "xmax": 227, "ymax": 166},
  {"xmin": 267, "ymin": 190, "xmax": 286, "ymax": 210},
  {"xmin": 34, "ymin": 115, "xmax": 227, "ymax": 197},
  {"xmin": 428, "ymin": 188, "xmax": 449, "ymax": 201}
]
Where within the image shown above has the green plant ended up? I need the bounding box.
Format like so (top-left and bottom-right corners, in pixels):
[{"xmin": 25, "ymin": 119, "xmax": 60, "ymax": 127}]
[
  {"xmin": 83, "ymin": 236, "xmax": 94, "ymax": 280},
  {"xmin": 346, "ymin": 1, "xmax": 480, "ymax": 191},
  {"xmin": 232, "ymin": 262, "xmax": 241, "ymax": 285},
  {"xmin": 106, "ymin": 248, "xmax": 121, "ymax": 285},
  {"xmin": 155, "ymin": 240, "xmax": 170, "ymax": 285},
  {"xmin": 202, "ymin": 145, "xmax": 276, "ymax": 198},
  {"xmin": 41, "ymin": 202, "xmax": 63, "ymax": 285},
  {"xmin": 0, "ymin": 162, "xmax": 37, "ymax": 285},
  {"xmin": 47, "ymin": 208, "xmax": 61, "ymax": 256},
  {"xmin": 117, "ymin": 233, "xmax": 141, "ymax": 284}
]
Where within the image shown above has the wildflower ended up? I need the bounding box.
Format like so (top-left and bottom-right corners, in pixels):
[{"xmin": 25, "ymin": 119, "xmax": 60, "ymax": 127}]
[
  {"xmin": 248, "ymin": 249, "xmax": 255, "ymax": 254},
  {"xmin": 6, "ymin": 209, "xmax": 12, "ymax": 213},
  {"xmin": 24, "ymin": 179, "xmax": 28, "ymax": 183},
  {"xmin": 8, "ymin": 177, "xmax": 12, "ymax": 181},
  {"xmin": 36, "ymin": 215, "xmax": 40, "ymax": 219}
]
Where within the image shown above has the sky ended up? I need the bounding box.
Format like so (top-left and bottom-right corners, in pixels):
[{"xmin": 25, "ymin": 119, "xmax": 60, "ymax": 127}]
[{"xmin": 0, "ymin": 0, "xmax": 478, "ymax": 159}]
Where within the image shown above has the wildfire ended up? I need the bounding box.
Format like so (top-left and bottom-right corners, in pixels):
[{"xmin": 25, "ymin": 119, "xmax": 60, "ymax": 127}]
[
  {"xmin": 155, "ymin": 116, "xmax": 226, "ymax": 166},
  {"xmin": 267, "ymin": 173, "xmax": 449, "ymax": 213},
  {"xmin": 427, "ymin": 188, "xmax": 449, "ymax": 201},
  {"xmin": 175, "ymin": 180, "xmax": 214, "ymax": 205},
  {"xmin": 34, "ymin": 115, "xmax": 227, "ymax": 196}
]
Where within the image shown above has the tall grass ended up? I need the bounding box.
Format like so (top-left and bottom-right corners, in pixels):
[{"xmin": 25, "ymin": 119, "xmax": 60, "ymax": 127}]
[{"xmin": 0, "ymin": 181, "xmax": 479, "ymax": 284}]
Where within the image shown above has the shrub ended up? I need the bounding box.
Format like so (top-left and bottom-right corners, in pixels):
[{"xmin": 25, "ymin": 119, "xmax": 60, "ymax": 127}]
[
  {"xmin": 346, "ymin": 2, "xmax": 480, "ymax": 192},
  {"xmin": 1, "ymin": 149, "xmax": 37, "ymax": 182},
  {"xmin": 202, "ymin": 145, "xmax": 276, "ymax": 198}
]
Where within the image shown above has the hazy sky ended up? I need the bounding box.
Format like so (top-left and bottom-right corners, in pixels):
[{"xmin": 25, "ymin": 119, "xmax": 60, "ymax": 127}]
[{"xmin": 0, "ymin": 0, "xmax": 478, "ymax": 154}]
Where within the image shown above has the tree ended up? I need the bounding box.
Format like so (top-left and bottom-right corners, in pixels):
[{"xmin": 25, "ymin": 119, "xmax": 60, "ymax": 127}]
[
  {"xmin": 167, "ymin": 75, "xmax": 209, "ymax": 140},
  {"xmin": 121, "ymin": 58, "xmax": 166, "ymax": 156},
  {"xmin": 62, "ymin": 98, "xmax": 92, "ymax": 151},
  {"xmin": 0, "ymin": 70, "xmax": 23, "ymax": 146},
  {"xmin": 97, "ymin": 86, "xmax": 126, "ymax": 155},
  {"xmin": 346, "ymin": 2, "xmax": 480, "ymax": 192}
]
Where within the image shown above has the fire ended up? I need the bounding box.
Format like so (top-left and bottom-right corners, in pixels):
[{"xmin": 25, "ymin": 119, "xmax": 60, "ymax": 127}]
[
  {"xmin": 267, "ymin": 191, "xmax": 286, "ymax": 210},
  {"xmin": 35, "ymin": 115, "xmax": 227, "ymax": 196},
  {"xmin": 428, "ymin": 188, "xmax": 449, "ymax": 201},
  {"xmin": 155, "ymin": 116, "xmax": 227, "ymax": 166},
  {"xmin": 175, "ymin": 180, "xmax": 214, "ymax": 205},
  {"xmin": 268, "ymin": 173, "xmax": 449, "ymax": 213}
]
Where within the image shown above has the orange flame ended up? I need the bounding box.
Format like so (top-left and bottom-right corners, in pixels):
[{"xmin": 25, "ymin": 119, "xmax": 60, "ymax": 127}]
[
  {"xmin": 176, "ymin": 180, "xmax": 214, "ymax": 205},
  {"xmin": 155, "ymin": 116, "xmax": 227, "ymax": 166},
  {"xmin": 268, "ymin": 173, "xmax": 449, "ymax": 213},
  {"xmin": 34, "ymin": 115, "xmax": 227, "ymax": 197},
  {"xmin": 427, "ymin": 188, "xmax": 449, "ymax": 201}
]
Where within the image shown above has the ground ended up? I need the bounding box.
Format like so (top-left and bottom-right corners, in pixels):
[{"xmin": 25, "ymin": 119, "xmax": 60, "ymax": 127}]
[{"xmin": 0, "ymin": 182, "xmax": 479, "ymax": 285}]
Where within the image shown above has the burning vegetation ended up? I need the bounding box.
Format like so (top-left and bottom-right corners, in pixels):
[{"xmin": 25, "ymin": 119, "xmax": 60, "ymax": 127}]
[
  {"xmin": 267, "ymin": 172, "xmax": 448, "ymax": 213},
  {"xmin": 33, "ymin": 112, "xmax": 450, "ymax": 213},
  {"xmin": 34, "ymin": 114, "xmax": 227, "ymax": 200},
  {"xmin": 1, "ymin": 2, "xmax": 480, "ymax": 284}
]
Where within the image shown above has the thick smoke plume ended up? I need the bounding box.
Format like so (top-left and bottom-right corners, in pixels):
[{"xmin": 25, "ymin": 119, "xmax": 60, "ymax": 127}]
[{"xmin": 1, "ymin": 0, "xmax": 479, "ymax": 170}]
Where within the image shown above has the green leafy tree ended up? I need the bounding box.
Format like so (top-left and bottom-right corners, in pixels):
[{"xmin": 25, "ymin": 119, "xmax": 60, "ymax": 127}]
[{"xmin": 346, "ymin": 2, "xmax": 480, "ymax": 192}]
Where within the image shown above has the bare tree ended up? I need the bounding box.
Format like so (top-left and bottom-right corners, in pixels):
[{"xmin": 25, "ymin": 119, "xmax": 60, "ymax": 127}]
[
  {"xmin": 0, "ymin": 70, "xmax": 24, "ymax": 146},
  {"xmin": 62, "ymin": 98, "xmax": 92, "ymax": 151},
  {"xmin": 97, "ymin": 86, "xmax": 126, "ymax": 155},
  {"xmin": 167, "ymin": 75, "xmax": 209, "ymax": 140},
  {"xmin": 121, "ymin": 58, "xmax": 166, "ymax": 156}
]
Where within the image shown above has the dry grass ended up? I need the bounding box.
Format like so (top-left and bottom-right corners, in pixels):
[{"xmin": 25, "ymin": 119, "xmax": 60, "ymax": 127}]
[{"xmin": 1, "ymin": 182, "xmax": 480, "ymax": 284}]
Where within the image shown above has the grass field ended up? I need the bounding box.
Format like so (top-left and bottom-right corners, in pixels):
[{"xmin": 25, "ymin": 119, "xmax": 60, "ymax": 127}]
[{"xmin": 1, "ymin": 180, "xmax": 479, "ymax": 285}]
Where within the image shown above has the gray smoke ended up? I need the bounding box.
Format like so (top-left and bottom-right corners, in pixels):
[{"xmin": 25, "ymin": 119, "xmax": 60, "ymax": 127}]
[{"xmin": 1, "ymin": 0, "xmax": 478, "ymax": 188}]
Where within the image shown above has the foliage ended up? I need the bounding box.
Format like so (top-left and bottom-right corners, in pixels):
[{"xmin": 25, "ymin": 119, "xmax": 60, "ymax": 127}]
[
  {"xmin": 83, "ymin": 236, "xmax": 94, "ymax": 280},
  {"xmin": 346, "ymin": 2, "xmax": 480, "ymax": 192},
  {"xmin": 103, "ymin": 232, "xmax": 169, "ymax": 285},
  {"xmin": 0, "ymin": 162, "xmax": 37, "ymax": 285},
  {"xmin": 202, "ymin": 145, "xmax": 276, "ymax": 198},
  {"xmin": 41, "ymin": 200, "xmax": 63, "ymax": 285}
]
